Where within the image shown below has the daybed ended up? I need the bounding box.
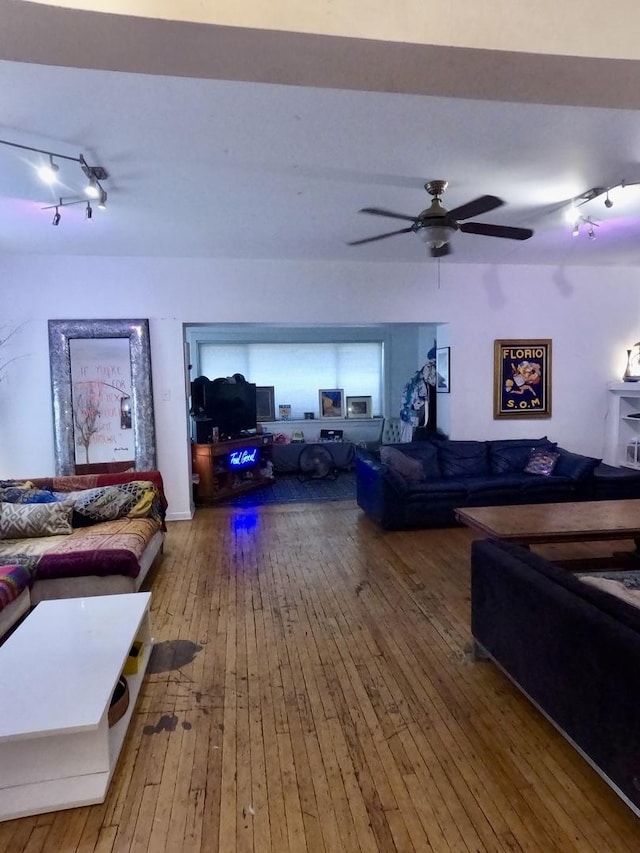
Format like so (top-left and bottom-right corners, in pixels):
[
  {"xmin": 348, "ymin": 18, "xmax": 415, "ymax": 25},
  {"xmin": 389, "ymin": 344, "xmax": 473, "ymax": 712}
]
[
  {"xmin": 0, "ymin": 470, "xmax": 167, "ymax": 639},
  {"xmin": 471, "ymin": 537, "xmax": 640, "ymax": 817},
  {"xmin": 356, "ymin": 437, "xmax": 640, "ymax": 530}
]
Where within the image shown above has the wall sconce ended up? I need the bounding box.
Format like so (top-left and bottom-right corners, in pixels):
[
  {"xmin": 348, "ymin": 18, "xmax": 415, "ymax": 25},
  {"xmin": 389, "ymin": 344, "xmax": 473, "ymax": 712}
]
[
  {"xmin": 623, "ymin": 343, "xmax": 640, "ymax": 382},
  {"xmin": 0, "ymin": 137, "xmax": 110, "ymax": 223}
]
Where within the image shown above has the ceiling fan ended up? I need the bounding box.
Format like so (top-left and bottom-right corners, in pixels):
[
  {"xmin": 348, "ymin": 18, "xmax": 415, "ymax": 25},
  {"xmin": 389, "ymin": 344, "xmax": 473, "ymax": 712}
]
[{"xmin": 347, "ymin": 179, "xmax": 534, "ymax": 257}]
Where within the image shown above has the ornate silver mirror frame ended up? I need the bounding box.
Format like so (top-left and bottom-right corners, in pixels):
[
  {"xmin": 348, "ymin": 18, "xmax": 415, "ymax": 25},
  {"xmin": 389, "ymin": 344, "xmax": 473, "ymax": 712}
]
[{"xmin": 48, "ymin": 319, "xmax": 157, "ymax": 475}]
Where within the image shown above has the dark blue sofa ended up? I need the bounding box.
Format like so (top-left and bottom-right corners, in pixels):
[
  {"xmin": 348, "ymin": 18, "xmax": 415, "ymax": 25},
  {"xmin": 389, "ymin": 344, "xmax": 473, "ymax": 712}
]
[
  {"xmin": 356, "ymin": 437, "xmax": 640, "ymax": 530},
  {"xmin": 471, "ymin": 538, "xmax": 640, "ymax": 818}
]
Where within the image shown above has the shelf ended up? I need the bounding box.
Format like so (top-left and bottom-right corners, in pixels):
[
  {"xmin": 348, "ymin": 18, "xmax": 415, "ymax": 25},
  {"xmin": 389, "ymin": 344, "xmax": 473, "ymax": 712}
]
[{"xmin": 192, "ymin": 436, "xmax": 274, "ymax": 503}]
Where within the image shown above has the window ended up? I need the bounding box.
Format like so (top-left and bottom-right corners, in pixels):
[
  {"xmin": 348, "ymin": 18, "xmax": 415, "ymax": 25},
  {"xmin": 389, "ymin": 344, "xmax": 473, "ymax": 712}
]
[{"xmin": 198, "ymin": 342, "xmax": 383, "ymax": 419}]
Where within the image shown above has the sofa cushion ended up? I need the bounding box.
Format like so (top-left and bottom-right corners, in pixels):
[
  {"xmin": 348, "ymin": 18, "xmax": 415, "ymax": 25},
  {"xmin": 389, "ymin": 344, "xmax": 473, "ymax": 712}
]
[
  {"xmin": 0, "ymin": 564, "xmax": 31, "ymax": 611},
  {"xmin": 0, "ymin": 501, "xmax": 73, "ymax": 539},
  {"xmin": 488, "ymin": 438, "xmax": 557, "ymax": 474},
  {"xmin": 438, "ymin": 441, "xmax": 489, "ymax": 477},
  {"xmin": 554, "ymin": 449, "xmax": 602, "ymax": 481},
  {"xmin": 380, "ymin": 446, "xmax": 425, "ymax": 481},
  {"xmin": 524, "ymin": 448, "xmax": 560, "ymax": 476},
  {"xmin": 398, "ymin": 443, "xmax": 441, "ymax": 478}
]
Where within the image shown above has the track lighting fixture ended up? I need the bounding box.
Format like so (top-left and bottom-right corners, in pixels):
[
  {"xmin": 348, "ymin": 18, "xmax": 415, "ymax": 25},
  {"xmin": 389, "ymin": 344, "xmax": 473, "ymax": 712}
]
[
  {"xmin": 0, "ymin": 137, "xmax": 111, "ymax": 224},
  {"xmin": 570, "ymin": 215, "xmax": 599, "ymax": 240},
  {"xmin": 604, "ymin": 191, "xmax": 613, "ymax": 209}
]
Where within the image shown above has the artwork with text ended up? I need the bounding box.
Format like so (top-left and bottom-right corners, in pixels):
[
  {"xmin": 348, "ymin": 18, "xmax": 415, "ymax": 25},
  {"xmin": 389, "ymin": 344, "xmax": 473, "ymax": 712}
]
[{"xmin": 494, "ymin": 340, "xmax": 551, "ymax": 419}]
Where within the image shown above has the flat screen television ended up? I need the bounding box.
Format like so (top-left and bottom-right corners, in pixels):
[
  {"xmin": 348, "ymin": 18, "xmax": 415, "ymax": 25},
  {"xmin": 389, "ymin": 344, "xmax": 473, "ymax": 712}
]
[{"xmin": 191, "ymin": 375, "xmax": 257, "ymax": 440}]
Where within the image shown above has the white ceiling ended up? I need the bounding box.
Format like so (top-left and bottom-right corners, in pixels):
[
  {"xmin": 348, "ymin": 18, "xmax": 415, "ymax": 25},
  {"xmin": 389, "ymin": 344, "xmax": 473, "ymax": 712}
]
[{"xmin": 2, "ymin": 9, "xmax": 640, "ymax": 266}]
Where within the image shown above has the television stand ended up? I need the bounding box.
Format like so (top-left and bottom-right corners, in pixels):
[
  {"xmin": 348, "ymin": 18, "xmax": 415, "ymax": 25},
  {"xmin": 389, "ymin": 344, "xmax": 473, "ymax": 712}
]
[{"xmin": 191, "ymin": 435, "xmax": 274, "ymax": 503}]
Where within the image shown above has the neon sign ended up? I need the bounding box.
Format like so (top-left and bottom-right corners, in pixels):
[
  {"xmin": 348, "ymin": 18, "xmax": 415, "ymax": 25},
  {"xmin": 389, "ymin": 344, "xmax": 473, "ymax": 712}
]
[{"xmin": 228, "ymin": 448, "xmax": 258, "ymax": 469}]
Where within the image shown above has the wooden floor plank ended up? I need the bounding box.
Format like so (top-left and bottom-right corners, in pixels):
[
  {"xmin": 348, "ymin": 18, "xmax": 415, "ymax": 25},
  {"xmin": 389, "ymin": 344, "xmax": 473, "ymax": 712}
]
[{"xmin": 3, "ymin": 499, "xmax": 640, "ymax": 851}]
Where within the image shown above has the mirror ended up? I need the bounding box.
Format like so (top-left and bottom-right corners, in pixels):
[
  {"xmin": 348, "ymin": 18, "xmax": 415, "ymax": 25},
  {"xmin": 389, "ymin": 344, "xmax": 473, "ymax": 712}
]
[{"xmin": 48, "ymin": 319, "xmax": 157, "ymax": 475}]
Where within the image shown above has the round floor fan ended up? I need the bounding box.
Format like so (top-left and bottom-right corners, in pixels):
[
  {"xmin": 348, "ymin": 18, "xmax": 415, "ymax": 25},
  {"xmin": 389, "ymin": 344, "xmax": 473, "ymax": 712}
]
[{"xmin": 298, "ymin": 444, "xmax": 336, "ymax": 480}]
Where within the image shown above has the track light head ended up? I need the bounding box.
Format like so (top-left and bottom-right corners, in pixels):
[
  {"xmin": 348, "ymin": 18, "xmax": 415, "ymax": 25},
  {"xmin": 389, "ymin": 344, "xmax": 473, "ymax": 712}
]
[
  {"xmin": 604, "ymin": 191, "xmax": 613, "ymax": 209},
  {"xmin": 572, "ymin": 223, "xmax": 580, "ymax": 237},
  {"xmin": 52, "ymin": 207, "xmax": 61, "ymax": 226},
  {"xmin": 588, "ymin": 226, "xmax": 596, "ymax": 240},
  {"xmin": 38, "ymin": 154, "xmax": 59, "ymax": 185},
  {"xmin": 98, "ymin": 189, "xmax": 107, "ymax": 209},
  {"xmin": 85, "ymin": 176, "xmax": 100, "ymax": 199},
  {"xmin": 86, "ymin": 201, "xmax": 93, "ymax": 220}
]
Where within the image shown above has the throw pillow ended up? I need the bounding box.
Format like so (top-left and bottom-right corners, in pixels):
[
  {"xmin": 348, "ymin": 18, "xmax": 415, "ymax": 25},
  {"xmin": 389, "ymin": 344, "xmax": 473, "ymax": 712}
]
[
  {"xmin": 524, "ymin": 448, "xmax": 560, "ymax": 476},
  {"xmin": 0, "ymin": 501, "xmax": 73, "ymax": 539},
  {"xmin": 70, "ymin": 485, "xmax": 139, "ymax": 524},
  {"xmin": 380, "ymin": 446, "xmax": 425, "ymax": 481},
  {"xmin": 0, "ymin": 486, "xmax": 58, "ymax": 504},
  {"xmin": 554, "ymin": 449, "xmax": 602, "ymax": 481}
]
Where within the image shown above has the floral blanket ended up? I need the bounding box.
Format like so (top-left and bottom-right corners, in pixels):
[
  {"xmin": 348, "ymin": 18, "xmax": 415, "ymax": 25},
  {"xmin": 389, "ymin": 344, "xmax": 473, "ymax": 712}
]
[{"xmin": 0, "ymin": 517, "xmax": 161, "ymax": 580}]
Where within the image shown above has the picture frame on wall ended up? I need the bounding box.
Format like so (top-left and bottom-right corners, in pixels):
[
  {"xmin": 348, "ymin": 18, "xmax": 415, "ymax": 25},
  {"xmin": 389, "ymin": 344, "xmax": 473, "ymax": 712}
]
[
  {"xmin": 319, "ymin": 388, "xmax": 345, "ymax": 418},
  {"xmin": 346, "ymin": 395, "xmax": 373, "ymax": 418},
  {"xmin": 256, "ymin": 386, "xmax": 275, "ymax": 422},
  {"xmin": 494, "ymin": 339, "xmax": 552, "ymax": 419},
  {"xmin": 436, "ymin": 347, "xmax": 450, "ymax": 393}
]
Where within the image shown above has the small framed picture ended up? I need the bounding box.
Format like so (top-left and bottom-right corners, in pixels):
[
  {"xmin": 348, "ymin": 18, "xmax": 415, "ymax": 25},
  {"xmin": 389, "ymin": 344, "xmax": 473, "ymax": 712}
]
[
  {"xmin": 278, "ymin": 404, "xmax": 292, "ymax": 421},
  {"xmin": 256, "ymin": 386, "xmax": 275, "ymax": 422},
  {"xmin": 494, "ymin": 339, "xmax": 552, "ymax": 419},
  {"xmin": 319, "ymin": 388, "xmax": 345, "ymax": 419},
  {"xmin": 346, "ymin": 395, "xmax": 372, "ymax": 418},
  {"xmin": 436, "ymin": 347, "xmax": 450, "ymax": 394}
]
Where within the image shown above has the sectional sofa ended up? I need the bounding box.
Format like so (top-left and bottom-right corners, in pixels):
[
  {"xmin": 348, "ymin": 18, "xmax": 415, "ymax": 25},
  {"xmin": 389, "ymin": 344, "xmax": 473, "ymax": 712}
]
[
  {"xmin": 471, "ymin": 537, "xmax": 640, "ymax": 817},
  {"xmin": 356, "ymin": 437, "xmax": 640, "ymax": 530},
  {"xmin": 0, "ymin": 470, "xmax": 167, "ymax": 639}
]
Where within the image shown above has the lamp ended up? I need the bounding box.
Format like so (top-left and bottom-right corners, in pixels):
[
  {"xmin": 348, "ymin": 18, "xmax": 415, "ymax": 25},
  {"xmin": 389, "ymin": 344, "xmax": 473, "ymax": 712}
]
[
  {"xmin": 0, "ymin": 138, "xmax": 110, "ymax": 223},
  {"xmin": 417, "ymin": 223, "xmax": 455, "ymax": 249}
]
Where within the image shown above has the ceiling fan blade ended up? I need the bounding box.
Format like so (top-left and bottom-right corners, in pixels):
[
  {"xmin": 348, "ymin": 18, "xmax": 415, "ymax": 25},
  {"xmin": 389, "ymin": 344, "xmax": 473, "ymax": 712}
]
[
  {"xmin": 448, "ymin": 195, "xmax": 504, "ymax": 221},
  {"xmin": 359, "ymin": 207, "xmax": 418, "ymax": 223},
  {"xmin": 459, "ymin": 221, "xmax": 534, "ymax": 241},
  {"xmin": 347, "ymin": 227, "xmax": 414, "ymax": 246},
  {"xmin": 430, "ymin": 243, "xmax": 451, "ymax": 258}
]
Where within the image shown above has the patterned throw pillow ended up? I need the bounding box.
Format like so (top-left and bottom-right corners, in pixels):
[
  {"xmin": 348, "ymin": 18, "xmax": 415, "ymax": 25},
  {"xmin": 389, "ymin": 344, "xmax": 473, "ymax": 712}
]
[
  {"xmin": 0, "ymin": 486, "xmax": 58, "ymax": 504},
  {"xmin": 70, "ymin": 486, "xmax": 138, "ymax": 524},
  {"xmin": 0, "ymin": 501, "xmax": 73, "ymax": 539},
  {"xmin": 524, "ymin": 448, "xmax": 560, "ymax": 476}
]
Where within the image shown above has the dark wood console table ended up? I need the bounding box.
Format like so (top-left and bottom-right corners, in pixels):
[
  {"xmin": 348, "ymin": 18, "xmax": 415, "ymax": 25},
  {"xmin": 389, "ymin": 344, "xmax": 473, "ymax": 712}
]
[{"xmin": 191, "ymin": 435, "xmax": 274, "ymax": 503}]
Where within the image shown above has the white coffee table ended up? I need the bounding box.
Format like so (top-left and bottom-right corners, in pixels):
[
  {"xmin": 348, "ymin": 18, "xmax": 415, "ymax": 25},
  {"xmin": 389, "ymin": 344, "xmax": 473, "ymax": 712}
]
[{"xmin": 0, "ymin": 592, "xmax": 152, "ymax": 821}]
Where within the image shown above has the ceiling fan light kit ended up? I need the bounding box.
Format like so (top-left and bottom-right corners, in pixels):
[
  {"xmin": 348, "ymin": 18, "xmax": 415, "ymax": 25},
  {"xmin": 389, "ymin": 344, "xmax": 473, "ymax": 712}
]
[
  {"xmin": 0, "ymin": 137, "xmax": 110, "ymax": 225},
  {"xmin": 347, "ymin": 179, "xmax": 534, "ymax": 257}
]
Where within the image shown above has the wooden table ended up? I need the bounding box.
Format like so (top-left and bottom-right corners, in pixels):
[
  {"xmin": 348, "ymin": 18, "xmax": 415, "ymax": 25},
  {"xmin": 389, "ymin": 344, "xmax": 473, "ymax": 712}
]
[{"xmin": 455, "ymin": 499, "xmax": 640, "ymax": 545}]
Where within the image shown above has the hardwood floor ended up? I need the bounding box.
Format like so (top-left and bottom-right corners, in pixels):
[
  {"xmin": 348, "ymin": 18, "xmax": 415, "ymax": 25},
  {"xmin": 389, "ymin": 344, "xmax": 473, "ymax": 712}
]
[{"xmin": 2, "ymin": 499, "xmax": 639, "ymax": 851}]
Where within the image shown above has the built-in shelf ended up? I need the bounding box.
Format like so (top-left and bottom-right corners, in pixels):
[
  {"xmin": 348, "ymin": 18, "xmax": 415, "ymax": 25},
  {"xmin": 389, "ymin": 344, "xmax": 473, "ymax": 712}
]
[{"xmin": 604, "ymin": 382, "xmax": 640, "ymax": 469}]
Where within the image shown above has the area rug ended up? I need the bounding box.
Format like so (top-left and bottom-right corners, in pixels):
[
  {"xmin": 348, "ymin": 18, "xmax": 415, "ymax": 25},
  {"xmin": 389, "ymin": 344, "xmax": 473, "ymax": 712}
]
[{"xmin": 217, "ymin": 471, "xmax": 357, "ymax": 507}]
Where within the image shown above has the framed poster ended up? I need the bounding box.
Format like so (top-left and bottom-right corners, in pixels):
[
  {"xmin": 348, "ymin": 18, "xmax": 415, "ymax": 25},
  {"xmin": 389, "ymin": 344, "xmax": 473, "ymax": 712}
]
[
  {"xmin": 494, "ymin": 339, "xmax": 552, "ymax": 419},
  {"xmin": 256, "ymin": 386, "xmax": 275, "ymax": 422},
  {"xmin": 436, "ymin": 347, "xmax": 450, "ymax": 393},
  {"xmin": 319, "ymin": 388, "xmax": 345, "ymax": 419}
]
